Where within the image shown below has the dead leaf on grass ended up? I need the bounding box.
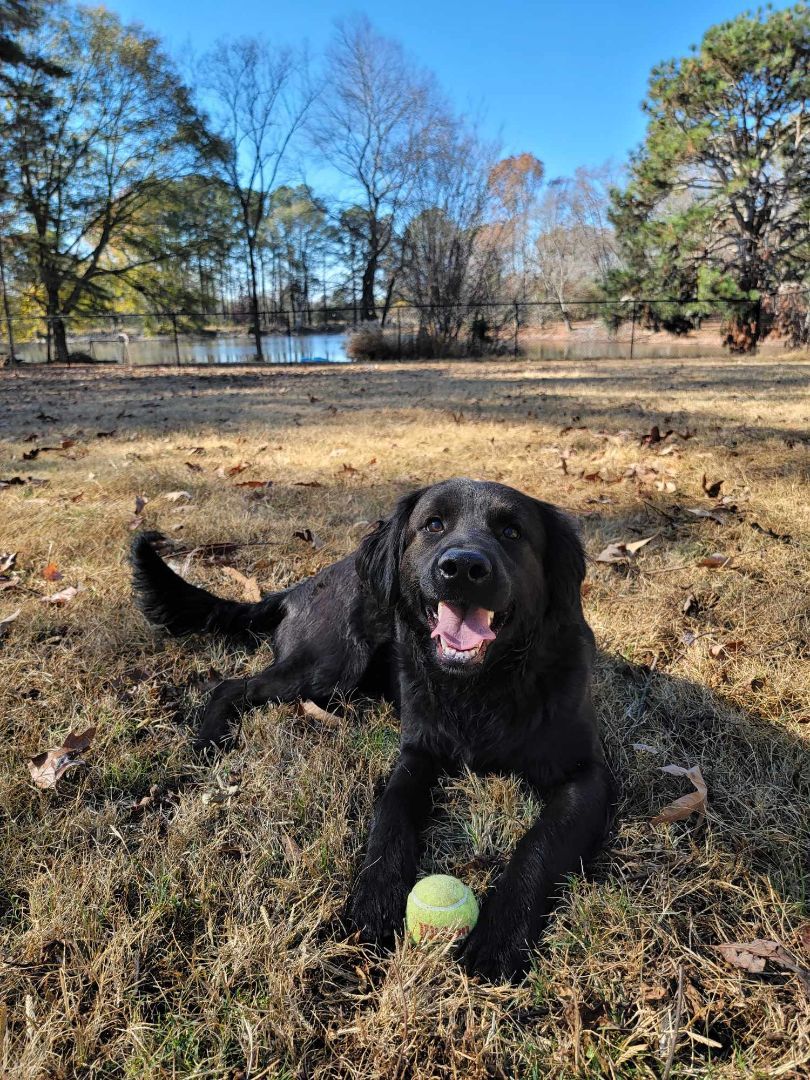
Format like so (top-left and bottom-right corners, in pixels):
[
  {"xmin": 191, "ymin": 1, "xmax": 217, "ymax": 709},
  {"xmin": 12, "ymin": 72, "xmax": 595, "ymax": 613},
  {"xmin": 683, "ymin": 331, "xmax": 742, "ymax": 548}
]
[
  {"xmin": 0, "ymin": 552, "xmax": 17, "ymax": 574},
  {"xmin": 632, "ymin": 742, "xmax": 661, "ymax": 754},
  {"xmin": 595, "ymin": 536, "xmax": 655, "ymax": 563},
  {"xmin": 710, "ymin": 641, "xmax": 745, "ymax": 658},
  {"xmin": 163, "ymin": 490, "xmax": 192, "ymax": 502},
  {"xmin": 682, "ymin": 593, "xmax": 699, "ymax": 616},
  {"xmin": 702, "ymin": 475, "xmax": 724, "ymax": 499},
  {"xmin": 750, "ymin": 521, "xmax": 792, "ymax": 543},
  {"xmin": 221, "ymin": 566, "xmax": 261, "ymax": 603},
  {"xmin": 218, "ymin": 462, "xmax": 250, "ymax": 478},
  {"xmin": 699, "ymin": 553, "xmax": 733, "ymax": 569},
  {"xmin": 185, "ymin": 461, "xmax": 203, "ymax": 473},
  {"xmin": 235, "ymin": 480, "xmax": 273, "ymax": 489},
  {"xmin": 0, "ymin": 608, "xmax": 21, "ymax": 637},
  {"xmin": 686, "ymin": 506, "xmax": 734, "ymax": 525},
  {"xmin": 40, "ymin": 585, "xmax": 80, "ymax": 606},
  {"xmin": 42, "ymin": 562, "xmax": 63, "ymax": 582},
  {"xmin": 28, "ymin": 726, "xmax": 96, "ymax": 789},
  {"xmin": 293, "ymin": 528, "xmax": 323, "ymax": 550},
  {"xmin": 715, "ymin": 939, "xmax": 810, "ymax": 995},
  {"xmin": 640, "ymin": 425, "xmax": 673, "ymax": 446},
  {"xmin": 651, "ymin": 764, "xmax": 707, "ymax": 825},
  {"xmin": 294, "ymin": 480, "xmax": 323, "ymax": 488}
]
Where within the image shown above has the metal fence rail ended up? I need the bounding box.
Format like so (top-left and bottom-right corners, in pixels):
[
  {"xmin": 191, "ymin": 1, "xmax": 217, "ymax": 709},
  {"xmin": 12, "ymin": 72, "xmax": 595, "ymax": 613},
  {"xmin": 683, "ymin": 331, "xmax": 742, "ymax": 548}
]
[{"xmin": 2, "ymin": 293, "xmax": 807, "ymax": 366}]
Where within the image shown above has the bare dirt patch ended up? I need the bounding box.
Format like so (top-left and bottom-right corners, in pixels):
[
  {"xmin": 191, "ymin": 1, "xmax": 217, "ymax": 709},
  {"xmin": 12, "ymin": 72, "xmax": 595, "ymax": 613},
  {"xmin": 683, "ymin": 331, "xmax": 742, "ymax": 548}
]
[{"xmin": 1, "ymin": 356, "xmax": 808, "ymax": 1077}]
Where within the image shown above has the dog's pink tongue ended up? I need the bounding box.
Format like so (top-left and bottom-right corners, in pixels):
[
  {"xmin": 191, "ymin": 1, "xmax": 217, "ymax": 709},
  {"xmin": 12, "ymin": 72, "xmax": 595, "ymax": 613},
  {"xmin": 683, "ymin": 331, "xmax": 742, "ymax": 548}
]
[{"xmin": 430, "ymin": 602, "xmax": 496, "ymax": 650}]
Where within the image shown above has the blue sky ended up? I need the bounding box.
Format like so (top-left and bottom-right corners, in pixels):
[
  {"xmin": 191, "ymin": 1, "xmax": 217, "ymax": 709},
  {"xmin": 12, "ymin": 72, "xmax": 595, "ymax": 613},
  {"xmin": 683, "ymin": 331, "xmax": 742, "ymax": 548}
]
[{"xmin": 109, "ymin": 0, "xmax": 794, "ymax": 181}]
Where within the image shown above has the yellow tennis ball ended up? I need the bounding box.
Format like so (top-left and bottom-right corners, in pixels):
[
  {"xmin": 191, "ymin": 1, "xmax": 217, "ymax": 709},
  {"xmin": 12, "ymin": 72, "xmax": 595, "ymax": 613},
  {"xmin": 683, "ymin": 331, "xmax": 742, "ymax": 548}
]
[{"xmin": 406, "ymin": 874, "xmax": 478, "ymax": 944}]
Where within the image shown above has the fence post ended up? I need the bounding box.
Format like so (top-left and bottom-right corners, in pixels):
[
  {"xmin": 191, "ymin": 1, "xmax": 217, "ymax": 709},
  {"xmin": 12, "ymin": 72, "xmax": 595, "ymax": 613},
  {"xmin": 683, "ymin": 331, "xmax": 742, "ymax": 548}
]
[
  {"xmin": 513, "ymin": 300, "xmax": 519, "ymax": 358},
  {"xmin": 629, "ymin": 301, "xmax": 637, "ymax": 361},
  {"xmin": 171, "ymin": 313, "xmax": 181, "ymax": 367}
]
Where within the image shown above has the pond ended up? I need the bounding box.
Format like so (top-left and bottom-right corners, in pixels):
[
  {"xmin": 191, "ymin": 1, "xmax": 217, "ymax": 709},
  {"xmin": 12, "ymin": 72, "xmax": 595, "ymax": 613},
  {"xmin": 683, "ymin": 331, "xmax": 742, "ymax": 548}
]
[{"xmin": 17, "ymin": 332, "xmax": 352, "ymax": 366}]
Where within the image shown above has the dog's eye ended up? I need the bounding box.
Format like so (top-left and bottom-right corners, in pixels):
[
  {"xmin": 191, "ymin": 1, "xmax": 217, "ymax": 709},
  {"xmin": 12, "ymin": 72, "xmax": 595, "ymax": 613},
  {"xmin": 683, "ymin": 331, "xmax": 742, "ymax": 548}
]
[
  {"xmin": 424, "ymin": 517, "xmax": 444, "ymax": 534},
  {"xmin": 502, "ymin": 525, "xmax": 521, "ymax": 540}
]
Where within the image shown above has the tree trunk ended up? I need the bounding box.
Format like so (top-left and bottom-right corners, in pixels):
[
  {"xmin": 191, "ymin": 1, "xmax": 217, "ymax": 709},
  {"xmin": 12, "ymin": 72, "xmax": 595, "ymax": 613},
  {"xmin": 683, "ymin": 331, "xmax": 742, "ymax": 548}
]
[
  {"xmin": 0, "ymin": 235, "xmax": 17, "ymax": 364},
  {"xmin": 45, "ymin": 285, "xmax": 70, "ymax": 363},
  {"xmin": 360, "ymin": 253, "xmax": 378, "ymax": 321},
  {"xmin": 246, "ymin": 237, "xmax": 264, "ymax": 361}
]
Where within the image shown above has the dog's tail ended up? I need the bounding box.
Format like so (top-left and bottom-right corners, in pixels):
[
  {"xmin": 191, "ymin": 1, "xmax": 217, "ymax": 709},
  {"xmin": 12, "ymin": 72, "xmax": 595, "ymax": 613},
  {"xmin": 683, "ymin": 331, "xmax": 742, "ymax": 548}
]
[{"xmin": 131, "ymin": 533, "xmax": 287, "ymax": 639}]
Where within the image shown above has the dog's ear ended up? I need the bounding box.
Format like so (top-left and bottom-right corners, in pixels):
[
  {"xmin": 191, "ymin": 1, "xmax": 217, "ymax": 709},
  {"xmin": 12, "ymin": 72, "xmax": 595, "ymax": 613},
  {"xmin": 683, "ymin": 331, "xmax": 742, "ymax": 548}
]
[
  {"xmin": 534, "ymin": 501, "xmax": 586, "ymax": 620},
  {"xmin": 355, "ymin": 488, "xmax": 425, "ymax": 608}
]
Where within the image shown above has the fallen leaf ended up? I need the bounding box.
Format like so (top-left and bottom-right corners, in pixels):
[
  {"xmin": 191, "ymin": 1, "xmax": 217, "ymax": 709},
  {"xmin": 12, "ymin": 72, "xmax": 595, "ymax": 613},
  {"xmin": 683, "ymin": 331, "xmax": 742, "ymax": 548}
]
[
  {"xmin": 595, "ymin": 535, "xmax": 655, "ymax": 563},
  {"xmin": 163, "ymin": 490, "xmax": 192, "ymax": 502},
  {"xmin": 0, "ymin": 608, "xmax": 21, "ymax": 637},
  {"xmin": 281, "ymin": 831, "xmax": 302, "ymax": 861},
  {"xmin": 699, "ymin": 553, "xmax": 733, "ymax": 569},
  {"xmin": 40, "ymin": 585, "xmax": 79, "ymax": 606},
  {"xmin": 185, "ymin": 461, "xmax": 203, "ymax": 473},
  {"xmin": 42, "ymin": 562, "xmax": 63, "ymax": 582},
  {"xmin": 294, "ymin": 480, "xmax": 323, "ymax": 488},
  {"xmin": 798, "ymin": 925, "xmax": 810, "ymax": 956},
  {"xmin": 28, "ymin": 726, "xmax": 96, "ymax": 789},
  {"xmin": 651, "ymin": 764, "xmax": 707, "ymax": 825},
  {"xmin": 298, "ymin": 700, "xmax": 341, "ymax": 725},
  {"xmin": 221, "ymin": 566, "xmax": 261, "ymax": 603},
  {"xmin": 682, "ymin": 593, "xmax": 699, "ymax": 616},
  {"xmin": 702, "ymin": 475, "xmax": 724, "ymax": 499},
  {"xmin": 641, "ymin": 425, "xmax": 674, "ymax": 446},
  {"xmin": 134, "ymin": 495, "xmax": 147, "ymax": 515},
  {"xmin": 219, "ymin": 462, "xmax": 250, "ymax": 478},
  {"xmin": 686, "ymin": 506, "xmax": 734, "ymax": 525},
  {"xmin": 293, "ymin": 528, "xmax": 323, "ymax": 550},
  {"xmin": 655, "ymin": 480, "xmax": 677, "ymax": 493},
  {"xmin": 632, "ymin": 742, "xmax": 661, "ymax": 754},
  {"xmin": 710, "ymin": 641, "xmax": 744, "ymax": 658},
  {"xmin": 235, "ymin": 480, "xmax": 273, "ymax": 489},
  {"xmin": 715, "ymin": 939, "xmax": 810, "ymax": 995},
  {"xmin": 750, "ymin": 522, "xmax": 792, "ymax": 544}
]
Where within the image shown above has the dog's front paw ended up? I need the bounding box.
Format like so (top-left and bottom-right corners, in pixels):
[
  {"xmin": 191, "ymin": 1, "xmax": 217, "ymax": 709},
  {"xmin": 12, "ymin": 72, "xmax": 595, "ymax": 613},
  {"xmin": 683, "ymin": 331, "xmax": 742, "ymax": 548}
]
[
  {"xmin": 194, "ymin": 679, "xmax": 247, "ymax": 750},
  {"xmin": 456, "ymin": 902, "xmax": 534, "ymax": 982},
  {"xmin": 347, "ymin": 869, "xmax": 411, "ymax": 948}
]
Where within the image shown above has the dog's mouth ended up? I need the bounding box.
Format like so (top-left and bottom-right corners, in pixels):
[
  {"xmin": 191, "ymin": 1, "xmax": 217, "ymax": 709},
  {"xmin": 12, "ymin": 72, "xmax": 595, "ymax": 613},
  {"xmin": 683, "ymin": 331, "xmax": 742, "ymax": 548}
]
[{"xmin": 425, "ymin": 601, "xmax": 509, "ymax": 666}]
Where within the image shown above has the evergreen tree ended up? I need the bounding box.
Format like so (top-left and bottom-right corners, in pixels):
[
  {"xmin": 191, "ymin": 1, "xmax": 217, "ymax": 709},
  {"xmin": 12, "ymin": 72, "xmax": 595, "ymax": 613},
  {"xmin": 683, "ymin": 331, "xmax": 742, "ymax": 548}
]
[{"xmin": 608, "ymin": 5, "xmax": 810, "ymax": 349}]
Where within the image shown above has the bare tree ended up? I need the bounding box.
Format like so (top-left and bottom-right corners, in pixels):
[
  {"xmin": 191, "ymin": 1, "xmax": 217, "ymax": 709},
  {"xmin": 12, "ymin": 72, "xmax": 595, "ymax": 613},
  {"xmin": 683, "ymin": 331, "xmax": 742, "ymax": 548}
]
[
  {"xmin": 313, "ymin": 16, "xmax": 439, "ymax": 320},
  {"xmin": 532, "ymin": 166, "xmax": 619, "ymax": 327},
  {"xmin": 399, "ymin": 120, "xmax": 502, "ymax": 345},
  {"xmin": 489, "ymin": 153, "xmax": 544, "ymax": 300},
  {"xmin": 204, "ymin": 37, "xmax": 314, "ymax": 359}
]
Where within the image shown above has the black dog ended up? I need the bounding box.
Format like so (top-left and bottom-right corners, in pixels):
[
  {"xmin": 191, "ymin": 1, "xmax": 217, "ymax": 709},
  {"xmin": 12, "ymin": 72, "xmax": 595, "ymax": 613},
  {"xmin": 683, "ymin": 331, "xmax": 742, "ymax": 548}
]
[{"xmin": 131, "ymin": 478, "xmax": 613, "ymax": 980}]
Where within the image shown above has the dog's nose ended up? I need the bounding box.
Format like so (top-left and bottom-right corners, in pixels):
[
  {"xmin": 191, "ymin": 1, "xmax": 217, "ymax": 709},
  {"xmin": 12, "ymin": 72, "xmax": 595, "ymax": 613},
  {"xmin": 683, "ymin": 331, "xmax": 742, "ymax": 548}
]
[{"xmin": 437, "ymin": 548, "xmax": 492, "ymax": 583}]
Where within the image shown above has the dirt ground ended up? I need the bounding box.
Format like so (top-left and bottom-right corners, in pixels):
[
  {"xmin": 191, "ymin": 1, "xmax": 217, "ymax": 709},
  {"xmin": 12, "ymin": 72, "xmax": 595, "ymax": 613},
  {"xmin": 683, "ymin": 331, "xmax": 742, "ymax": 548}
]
[{"xmin": 0, "ymin": 355, "xmax": 808, "ymax": 1078}]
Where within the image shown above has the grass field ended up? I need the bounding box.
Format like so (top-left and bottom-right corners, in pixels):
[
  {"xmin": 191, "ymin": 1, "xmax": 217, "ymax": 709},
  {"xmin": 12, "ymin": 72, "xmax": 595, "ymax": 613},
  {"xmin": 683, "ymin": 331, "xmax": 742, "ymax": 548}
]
[{"xmin": 0, "ymin": 355, "xmax": 808, "ymax": 1078}]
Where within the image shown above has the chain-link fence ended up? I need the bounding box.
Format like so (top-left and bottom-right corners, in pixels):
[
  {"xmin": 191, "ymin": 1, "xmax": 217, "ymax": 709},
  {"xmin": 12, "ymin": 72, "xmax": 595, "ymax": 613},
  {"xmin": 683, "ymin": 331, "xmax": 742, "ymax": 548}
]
[{"xmin": 2, "ymin": 293, "xmax": 808, "ymax": 366}]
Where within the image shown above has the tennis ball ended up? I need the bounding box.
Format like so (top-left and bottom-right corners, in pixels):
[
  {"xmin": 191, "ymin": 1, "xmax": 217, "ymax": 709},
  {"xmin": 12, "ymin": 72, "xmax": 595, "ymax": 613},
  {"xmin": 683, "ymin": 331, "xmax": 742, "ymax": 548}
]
[{"xmin": 406, "ymin": 874, "xmax": 478, "ymax": 944}]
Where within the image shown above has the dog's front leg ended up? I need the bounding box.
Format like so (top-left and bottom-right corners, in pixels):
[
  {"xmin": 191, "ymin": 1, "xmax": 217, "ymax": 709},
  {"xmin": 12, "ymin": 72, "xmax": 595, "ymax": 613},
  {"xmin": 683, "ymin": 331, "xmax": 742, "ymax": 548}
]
[
  {"xmin": 458, "ymin": 760, "xmax": 613, "ymax": 981},
  {"xmin": 348, "ymin": 746, "xmax": 439, "ymax": 948}
]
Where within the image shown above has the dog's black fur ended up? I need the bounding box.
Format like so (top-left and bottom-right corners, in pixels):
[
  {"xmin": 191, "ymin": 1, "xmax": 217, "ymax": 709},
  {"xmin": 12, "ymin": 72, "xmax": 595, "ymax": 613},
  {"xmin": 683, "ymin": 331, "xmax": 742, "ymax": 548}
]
[{"xmin": 131, "ymin": 478, "xmax": 613, "ymax": 980}]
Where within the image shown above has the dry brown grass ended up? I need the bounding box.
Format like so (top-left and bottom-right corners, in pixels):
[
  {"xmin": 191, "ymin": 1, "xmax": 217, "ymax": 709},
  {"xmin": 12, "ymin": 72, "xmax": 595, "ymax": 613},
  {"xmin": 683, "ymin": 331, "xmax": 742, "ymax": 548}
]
[{"xmin": 0, "ymin": 355, "xmax": 808, "ymax": 1079}]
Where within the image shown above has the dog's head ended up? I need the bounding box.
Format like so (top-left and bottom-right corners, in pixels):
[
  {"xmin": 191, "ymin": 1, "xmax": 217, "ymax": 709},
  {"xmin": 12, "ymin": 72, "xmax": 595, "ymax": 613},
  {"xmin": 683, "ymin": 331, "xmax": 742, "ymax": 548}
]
[{"xmin": 356, "ymin": 478, "xmax": 585, "ymax": 674}]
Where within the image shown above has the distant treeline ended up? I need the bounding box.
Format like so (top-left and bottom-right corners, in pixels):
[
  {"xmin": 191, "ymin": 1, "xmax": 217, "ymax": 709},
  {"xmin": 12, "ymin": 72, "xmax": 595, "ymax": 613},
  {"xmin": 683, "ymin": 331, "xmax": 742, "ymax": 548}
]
[{"xmin": 0, "ymin": 1, "xmax": 808, "ymax": 362}]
